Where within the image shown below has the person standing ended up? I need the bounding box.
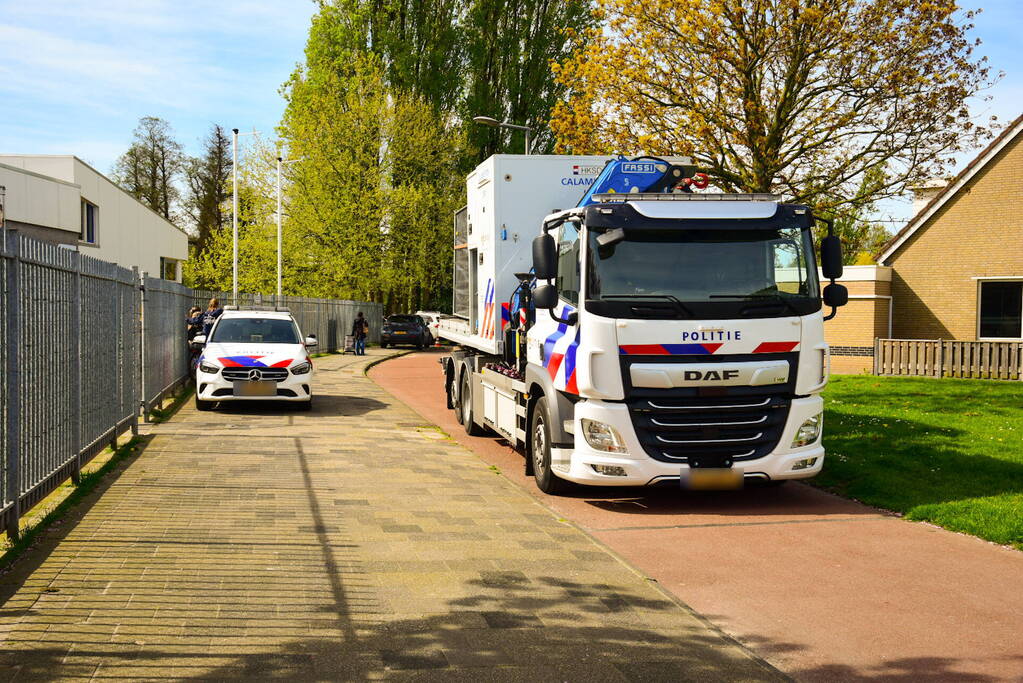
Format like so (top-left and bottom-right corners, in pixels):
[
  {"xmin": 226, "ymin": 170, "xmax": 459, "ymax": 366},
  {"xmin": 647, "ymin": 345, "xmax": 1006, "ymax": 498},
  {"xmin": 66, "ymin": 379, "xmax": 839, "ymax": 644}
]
[
  {"xmin": 351, "ymin": 311, "xmax": 368, "ymax": 356},
  {"xmin": 202, "ymin": 298, "xmax": 224, "ymax": 337},
  {"xmin": 186, "ymin": 307, "xmax": 204, "ymax": 340}
]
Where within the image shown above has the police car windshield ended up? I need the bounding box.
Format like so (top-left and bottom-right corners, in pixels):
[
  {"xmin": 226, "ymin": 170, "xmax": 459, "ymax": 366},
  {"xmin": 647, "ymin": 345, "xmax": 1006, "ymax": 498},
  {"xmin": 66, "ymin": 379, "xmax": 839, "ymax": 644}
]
[
  {"xmin": 587, "ymin": 226, "xmax": 819, "ymax": 315},
  {"xmin": 211, "ymin": 318, "xmax": 301, "ymax": 344}
]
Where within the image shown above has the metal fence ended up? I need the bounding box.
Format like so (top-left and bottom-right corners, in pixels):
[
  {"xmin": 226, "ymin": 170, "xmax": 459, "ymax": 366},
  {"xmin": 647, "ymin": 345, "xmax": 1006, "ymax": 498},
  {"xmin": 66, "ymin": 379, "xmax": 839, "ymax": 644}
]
[
  {"xmin": 142, "ymin": 277, "xmax": 192, "ymax": 414},
  {"xmin": 874, "ymin": 338, "xmax": 1023, "ymax": 380},
  {"xmin": 2, "ymin": 233, "xmax": 139, "ymax": 539},
  {"xmin": 1, "ymin": 232, "xmax": 385, "ymax": 540},
  {"xmin": 191, "ymin": 291, "xmax": 384, "ymax": 348}
]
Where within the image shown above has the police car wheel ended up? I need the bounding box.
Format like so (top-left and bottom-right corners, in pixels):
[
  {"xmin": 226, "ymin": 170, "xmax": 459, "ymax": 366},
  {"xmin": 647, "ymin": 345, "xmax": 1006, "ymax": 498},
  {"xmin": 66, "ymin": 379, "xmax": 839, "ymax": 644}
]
[
  {"xmin": 195, "ymin": 396, "xmax": 214, "ymax": 412},
  {"xmin": 531, "ymin": 397, "xmax": 570, "ymax": 495}
]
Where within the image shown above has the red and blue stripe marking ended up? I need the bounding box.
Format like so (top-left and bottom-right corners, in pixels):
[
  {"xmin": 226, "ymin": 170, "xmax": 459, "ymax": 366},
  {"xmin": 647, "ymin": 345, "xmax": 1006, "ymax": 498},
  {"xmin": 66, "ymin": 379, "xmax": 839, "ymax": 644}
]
[
  {"xmin": 217, "ymin": 355, "xmax": 293, "ymax": 368},
  {"xmin": 542, "ymin": 305, "xmax": 581, "ymax": 394},
  {"xmin": 619, "ymin": 341, "xmax": 798, "ymax": 355}
]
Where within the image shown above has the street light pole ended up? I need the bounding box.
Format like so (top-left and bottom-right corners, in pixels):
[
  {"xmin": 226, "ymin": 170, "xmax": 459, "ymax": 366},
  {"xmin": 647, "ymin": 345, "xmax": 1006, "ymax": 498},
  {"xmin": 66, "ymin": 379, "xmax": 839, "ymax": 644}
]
[
  {"xmin": 232, "ymin": 129, "xmax": 239, "ymax": 304},
  {"xmin": 230, "ymin": 128, "xmax": 259, "ymax": 306},
  {"xmin": 276, "ymin": 157, "xmax": 282, "ymax": 305},
  {"xmin": 472, "ymin": 116, "xmax": 534, "ymax": 155},
  {"xmin": 275, "ymin": 157, "xmax": 299, "ymax": 308}
]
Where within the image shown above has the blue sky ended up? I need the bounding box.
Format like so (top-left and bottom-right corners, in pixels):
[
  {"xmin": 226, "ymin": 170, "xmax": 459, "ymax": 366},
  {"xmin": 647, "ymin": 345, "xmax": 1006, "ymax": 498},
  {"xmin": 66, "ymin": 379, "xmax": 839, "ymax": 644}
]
[
  {"xmin": 0, "ymin": 0, "xmax": 316, "ymax": 172},
  {"xmin": 0, "ymin": 0, "xmax": 1020, "ymax": 225}
]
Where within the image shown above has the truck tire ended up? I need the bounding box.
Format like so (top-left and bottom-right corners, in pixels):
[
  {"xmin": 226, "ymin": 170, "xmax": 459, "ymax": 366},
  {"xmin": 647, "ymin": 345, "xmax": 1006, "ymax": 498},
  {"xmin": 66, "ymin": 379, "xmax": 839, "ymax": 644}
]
[
  {"xmin": 530, "ymin": 397, "xmax": 571, "ymax": 495},
  {"xmin": 460, "ymin": 373, "xmax": 484, "ymax": 436},
  {"xmin": 195, "ymin": 396, "xmax": 214, "ymax": 412}
]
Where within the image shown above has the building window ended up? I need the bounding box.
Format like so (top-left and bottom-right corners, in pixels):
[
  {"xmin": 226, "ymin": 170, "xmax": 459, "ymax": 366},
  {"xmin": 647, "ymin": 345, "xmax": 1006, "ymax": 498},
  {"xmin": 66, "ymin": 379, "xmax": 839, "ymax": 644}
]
[
  {"xmin": 80, "ymin": 199, "xmax": 98, "ymax": 244},
  {"xmin": 160, "ymin": 257, "xmax": 178, "ymax": 281},
  {"xmin": 978, "ymin": 281, "xmax": 1023, "ymax": 339}
]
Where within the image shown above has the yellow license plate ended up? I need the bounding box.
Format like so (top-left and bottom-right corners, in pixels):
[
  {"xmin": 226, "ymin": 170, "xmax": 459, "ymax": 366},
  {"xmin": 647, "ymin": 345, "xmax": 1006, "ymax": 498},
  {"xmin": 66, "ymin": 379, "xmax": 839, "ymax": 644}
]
[
  {"xmin": 395, "ymin": 331, "xmax": 407, "ymax": 334},
  {"xmin": 683, "ymin": 468, "xmax": 743, "ymax": 490}
]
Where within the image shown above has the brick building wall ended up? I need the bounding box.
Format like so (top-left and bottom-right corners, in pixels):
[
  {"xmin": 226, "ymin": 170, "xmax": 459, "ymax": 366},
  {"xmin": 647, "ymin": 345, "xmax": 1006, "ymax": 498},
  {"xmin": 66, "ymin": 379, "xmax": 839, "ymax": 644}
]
[
  {"xmin": 823, "ymin": 267, "xmax": 891, "ymax": 374},
  {"xmin": 883, "ymin": 130, "xmax": 1023, "ymax": 340}
]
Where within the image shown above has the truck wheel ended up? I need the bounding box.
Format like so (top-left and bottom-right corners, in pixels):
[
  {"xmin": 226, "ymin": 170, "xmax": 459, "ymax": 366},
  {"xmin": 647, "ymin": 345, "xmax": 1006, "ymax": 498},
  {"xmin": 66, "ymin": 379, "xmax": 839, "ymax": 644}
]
[
  {"xmin": 195, "ymin": 396, "xmax": 214, "ymax": 412},
  {"xmin": 531, "ymin": 397, "xmax": 571, "ymax": 495},
  {"xmin": 381, "ymin": 341, "xmax": 388, "ymax": 348},
  {"xmin": 460, "ymin": 373, "xmax": 484, "ymax": 436}
]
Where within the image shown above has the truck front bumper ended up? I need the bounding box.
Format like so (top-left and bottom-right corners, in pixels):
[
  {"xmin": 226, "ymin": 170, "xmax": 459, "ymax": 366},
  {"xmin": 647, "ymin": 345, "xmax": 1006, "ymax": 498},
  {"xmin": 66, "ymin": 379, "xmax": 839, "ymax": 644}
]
[{"xmin": 553, "ymin": 396, "xmax": 824, "ymax": 486}]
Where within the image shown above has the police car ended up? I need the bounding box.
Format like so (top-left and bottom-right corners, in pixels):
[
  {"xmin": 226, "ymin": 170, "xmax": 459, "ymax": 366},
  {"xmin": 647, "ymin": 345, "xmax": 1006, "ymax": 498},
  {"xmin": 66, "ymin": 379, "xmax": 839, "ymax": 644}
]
[{"xmin": 192, "ymin": 309, "xmax": 317, "ymax": 411}]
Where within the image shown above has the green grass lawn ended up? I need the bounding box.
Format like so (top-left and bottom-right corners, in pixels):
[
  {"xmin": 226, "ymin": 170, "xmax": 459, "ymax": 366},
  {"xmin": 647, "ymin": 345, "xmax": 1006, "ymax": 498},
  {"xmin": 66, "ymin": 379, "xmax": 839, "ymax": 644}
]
[{"xmin": 820, "ymin": 375, "xmax": 1023, "ymax": 550}]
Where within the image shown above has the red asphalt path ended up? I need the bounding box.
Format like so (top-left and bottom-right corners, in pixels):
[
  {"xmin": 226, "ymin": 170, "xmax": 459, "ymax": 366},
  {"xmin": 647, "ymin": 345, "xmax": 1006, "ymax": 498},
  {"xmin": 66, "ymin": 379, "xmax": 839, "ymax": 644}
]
[{"xmin": 370, "ymin": 351, "xmax": 1023, "ymax": 682}]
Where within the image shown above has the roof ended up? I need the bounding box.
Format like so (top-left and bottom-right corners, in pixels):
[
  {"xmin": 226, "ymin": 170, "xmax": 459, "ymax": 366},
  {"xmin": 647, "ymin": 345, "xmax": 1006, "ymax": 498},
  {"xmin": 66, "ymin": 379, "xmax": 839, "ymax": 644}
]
[
  {"xmin": 221, "ymin": 309, "xmax": 295, "ymax": 320},
  {"xmin": 0, "ymin": 154, "xmax": 191, "ymax": 240},
  {"xmin": 877, "ymin": 114, "xmax": 1023, "ymax": 263}
]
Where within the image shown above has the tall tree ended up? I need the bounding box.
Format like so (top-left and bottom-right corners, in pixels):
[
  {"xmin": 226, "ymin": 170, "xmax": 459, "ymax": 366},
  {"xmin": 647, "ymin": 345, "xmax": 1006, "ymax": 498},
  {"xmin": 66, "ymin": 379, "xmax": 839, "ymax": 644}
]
[
  {"xmin": 551, "ymin": 0, "xmax": 998, "ymax": 212},
  {"xmin": 460, "ymin": 0, "xmax": 595, "ymax": 160},
  {"xmin": 112, "ymin": 116, "xmax": 184, "ymax": 220},
  {"xmin": 279, "ymin": 5, "xmax": 464, "ymax": 308},
  {"xmin": 183, "ymin": 124, "xmax": 232, "ymax": 254}
]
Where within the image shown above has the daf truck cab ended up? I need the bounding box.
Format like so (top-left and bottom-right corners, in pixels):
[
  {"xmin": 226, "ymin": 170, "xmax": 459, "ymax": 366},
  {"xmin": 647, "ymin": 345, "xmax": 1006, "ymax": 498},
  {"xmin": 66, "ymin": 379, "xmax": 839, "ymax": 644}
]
[{"xmin": 440, "ymin": 155, "xmax": 848, "ymax": 494}]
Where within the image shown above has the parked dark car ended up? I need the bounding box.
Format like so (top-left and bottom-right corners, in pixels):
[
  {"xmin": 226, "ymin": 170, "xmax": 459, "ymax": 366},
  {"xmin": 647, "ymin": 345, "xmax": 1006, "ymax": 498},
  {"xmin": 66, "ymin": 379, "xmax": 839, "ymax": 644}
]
[{"xmin": 381, "ymin": 314, "xmax": 431, "ymax": 349}]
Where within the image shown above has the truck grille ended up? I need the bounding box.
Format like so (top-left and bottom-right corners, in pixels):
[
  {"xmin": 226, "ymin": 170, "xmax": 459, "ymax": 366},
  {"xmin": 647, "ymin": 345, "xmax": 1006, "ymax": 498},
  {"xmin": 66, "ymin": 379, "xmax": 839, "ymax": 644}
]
[
  {"xmin": 222, "ymin": 367, "xmax": 289, "ymax": 382},
  {"xmin": 627, "ymin": 392, "xmax": 790, "ymax": 466}
]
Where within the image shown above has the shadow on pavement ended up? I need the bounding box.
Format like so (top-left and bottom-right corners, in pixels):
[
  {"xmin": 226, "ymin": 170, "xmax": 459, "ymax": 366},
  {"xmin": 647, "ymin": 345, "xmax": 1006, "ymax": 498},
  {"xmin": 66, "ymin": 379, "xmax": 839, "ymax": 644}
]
[
  {"xmin": 569, "ymin": 482, "xmax": 880, "ymax": 519},
  {"xmin": 211, "ymin": 394, "xmax": 389, "ymax": 418}
]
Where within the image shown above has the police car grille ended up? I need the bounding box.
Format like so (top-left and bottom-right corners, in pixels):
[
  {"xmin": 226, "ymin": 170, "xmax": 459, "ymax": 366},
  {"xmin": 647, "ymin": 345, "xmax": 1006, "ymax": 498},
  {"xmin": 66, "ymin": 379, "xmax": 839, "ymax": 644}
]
[
  {"xmin": 627, "ymin": 392, "xmax": 790, "ymax": 465},
  {"xmin": 222, "ymin": 367, "xmax": 289, "ymax": 381}
]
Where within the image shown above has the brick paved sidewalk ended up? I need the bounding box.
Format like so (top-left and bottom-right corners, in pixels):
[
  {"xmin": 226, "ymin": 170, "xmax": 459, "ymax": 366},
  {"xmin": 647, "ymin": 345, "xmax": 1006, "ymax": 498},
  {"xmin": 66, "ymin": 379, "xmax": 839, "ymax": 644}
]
[{"xmin": 0, "ymin": 351, "xmax": 782, "ymax": 681}]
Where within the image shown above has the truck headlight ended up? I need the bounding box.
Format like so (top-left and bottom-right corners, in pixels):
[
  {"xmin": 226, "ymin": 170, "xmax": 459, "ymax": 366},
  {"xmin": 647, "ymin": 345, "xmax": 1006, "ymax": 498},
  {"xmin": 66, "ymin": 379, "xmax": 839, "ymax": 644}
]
[
  {"xmin": 290, "ymin": 361, "xmax": 312, "ymax": 375},
  {"xmin": 791, "ymin": 413, "xmax": 822, "ymax": 448},
  {"xmin": 581, "ymin": 419, "xmax": 627, "ymax": 454},
  {"xmin": 199, "ymin": 361, "xmax": 220, "ymax": 374}
]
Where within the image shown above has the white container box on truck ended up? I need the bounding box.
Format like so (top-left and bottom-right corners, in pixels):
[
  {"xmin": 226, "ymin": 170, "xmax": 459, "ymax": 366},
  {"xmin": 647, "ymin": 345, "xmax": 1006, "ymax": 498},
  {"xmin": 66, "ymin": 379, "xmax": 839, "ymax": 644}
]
[{"xmin": 439, "ymin": 154, "xmax": 849, "ymax": 494}]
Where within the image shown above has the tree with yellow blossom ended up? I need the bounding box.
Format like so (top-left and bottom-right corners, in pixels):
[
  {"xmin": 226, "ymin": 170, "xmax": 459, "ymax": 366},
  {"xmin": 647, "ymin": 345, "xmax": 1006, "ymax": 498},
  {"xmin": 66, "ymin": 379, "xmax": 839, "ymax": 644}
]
[{"xmin": 551, "ymin": 0, "xmax": 999, "ymax": 213}]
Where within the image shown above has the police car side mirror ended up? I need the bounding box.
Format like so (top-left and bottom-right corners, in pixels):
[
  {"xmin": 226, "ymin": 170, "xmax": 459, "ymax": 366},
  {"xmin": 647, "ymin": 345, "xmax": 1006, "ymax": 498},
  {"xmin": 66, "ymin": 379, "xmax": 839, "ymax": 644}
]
[
  {"xmin": 191, "ymin": 335, "xmax": 207, "ymax": 347},
  {"xmin": 532, "ymin": 234, "xmax": 557, "ymax": 280},
  {"xmin": 304, "ymin": 336, "xmax": 318, "ymax": 348}
]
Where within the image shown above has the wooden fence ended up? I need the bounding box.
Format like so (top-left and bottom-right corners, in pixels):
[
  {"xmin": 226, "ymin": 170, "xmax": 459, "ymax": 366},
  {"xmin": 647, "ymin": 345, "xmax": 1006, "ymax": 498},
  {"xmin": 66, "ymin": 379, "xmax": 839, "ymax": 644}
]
[{"xmin": 874, "ymin": 339, "xmax": 1023, "ymax": 380}]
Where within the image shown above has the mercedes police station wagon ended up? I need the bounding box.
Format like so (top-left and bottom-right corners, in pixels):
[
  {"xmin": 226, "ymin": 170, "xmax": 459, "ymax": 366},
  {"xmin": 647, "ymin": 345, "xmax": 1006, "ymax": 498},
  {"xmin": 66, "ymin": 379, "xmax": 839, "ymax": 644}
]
[{"xmin": 191, "ymin": 309, "xmax": 317, "ymax": 411}]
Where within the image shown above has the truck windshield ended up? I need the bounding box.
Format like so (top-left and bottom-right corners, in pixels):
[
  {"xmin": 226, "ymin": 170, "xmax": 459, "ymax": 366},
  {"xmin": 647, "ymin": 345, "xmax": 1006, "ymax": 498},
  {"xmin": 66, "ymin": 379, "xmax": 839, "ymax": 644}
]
[
  {"xmin": 211, "ymin": 318, "xmax": 301, "ymax": 344},
  {"xmin": 586, "ymin": 226, "xmax": 821, "ymax": 319}
]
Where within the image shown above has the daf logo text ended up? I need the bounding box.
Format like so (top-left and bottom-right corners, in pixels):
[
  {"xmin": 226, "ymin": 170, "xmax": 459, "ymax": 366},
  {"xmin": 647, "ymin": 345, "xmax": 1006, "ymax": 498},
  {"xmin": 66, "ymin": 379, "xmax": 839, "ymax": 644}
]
[{"xmin": 684, "ymin": 369, "xmax": 740, "ymax": 382}]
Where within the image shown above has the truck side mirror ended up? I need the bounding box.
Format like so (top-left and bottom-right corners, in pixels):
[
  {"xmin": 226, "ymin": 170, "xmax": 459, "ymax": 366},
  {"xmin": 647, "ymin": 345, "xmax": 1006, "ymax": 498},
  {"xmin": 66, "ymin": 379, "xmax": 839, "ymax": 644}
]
[
  {"xmin": 820, "ymin": 235, "xmax": 843, "ymax": 280},
  {"xmin": 533, "ymin": 284, "xmax": 578, "ymax": 326},
  {"xmin": 533, "ymin": 284, "xmax": 557, "ymax": 309},
  {"xmin": 532, "ymin": 234, "xmax": 557, "ymax": 279},
  {"xmin": 823, "ymin": 283, "xmax": 848, "ymax": 308}
]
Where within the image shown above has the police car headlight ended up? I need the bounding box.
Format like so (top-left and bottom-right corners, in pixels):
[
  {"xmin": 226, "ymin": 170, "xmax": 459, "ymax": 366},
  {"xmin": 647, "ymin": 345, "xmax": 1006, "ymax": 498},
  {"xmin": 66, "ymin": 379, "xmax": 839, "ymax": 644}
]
[
  {"xmin": 581, "ymin": 419, "xmax": 627, "ymax": 454},
  {"xmin": 199, "ymin": 361, "xmax": 220, "ymax": 374},
  {"xmin": 290, "ymin": 361, "xmax": 312, "ymax": 375},
  {"xmin": 791, "ymin": 413, "xmax": 823, "ymax": 448}
]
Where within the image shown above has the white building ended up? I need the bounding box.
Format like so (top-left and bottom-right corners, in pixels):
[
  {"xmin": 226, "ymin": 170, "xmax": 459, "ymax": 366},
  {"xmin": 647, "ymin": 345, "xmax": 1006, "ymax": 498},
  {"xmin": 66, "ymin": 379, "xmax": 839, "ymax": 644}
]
[{"xmin": 0, "ymin": 155, "xmax": 188, "ymax": 281}]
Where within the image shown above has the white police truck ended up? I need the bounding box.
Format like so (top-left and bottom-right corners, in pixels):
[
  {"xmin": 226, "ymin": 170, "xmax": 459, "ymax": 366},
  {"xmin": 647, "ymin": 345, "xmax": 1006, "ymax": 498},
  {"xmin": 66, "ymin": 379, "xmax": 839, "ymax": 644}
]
[{"xmin": 439, "ymin": 154, "xmax": 848, "ymax": 494}]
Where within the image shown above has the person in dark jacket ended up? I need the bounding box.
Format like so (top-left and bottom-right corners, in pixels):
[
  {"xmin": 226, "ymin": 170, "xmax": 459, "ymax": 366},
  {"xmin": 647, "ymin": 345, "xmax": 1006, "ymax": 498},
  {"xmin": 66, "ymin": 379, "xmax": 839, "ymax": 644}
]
[
  {"xmin": 202, "ymin": 298, "xmax": 224, "ymax": 337},
  {"xmin": 186, "ymin": 307, "xmax": 203, "ymax": 340},
  {"xmin": 186, "ymin": 307, "xmax": 204, "ymax": 372},
  {"xmin": 351, "ymin": 311, "xmax": 368, "ymax": 356}
]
